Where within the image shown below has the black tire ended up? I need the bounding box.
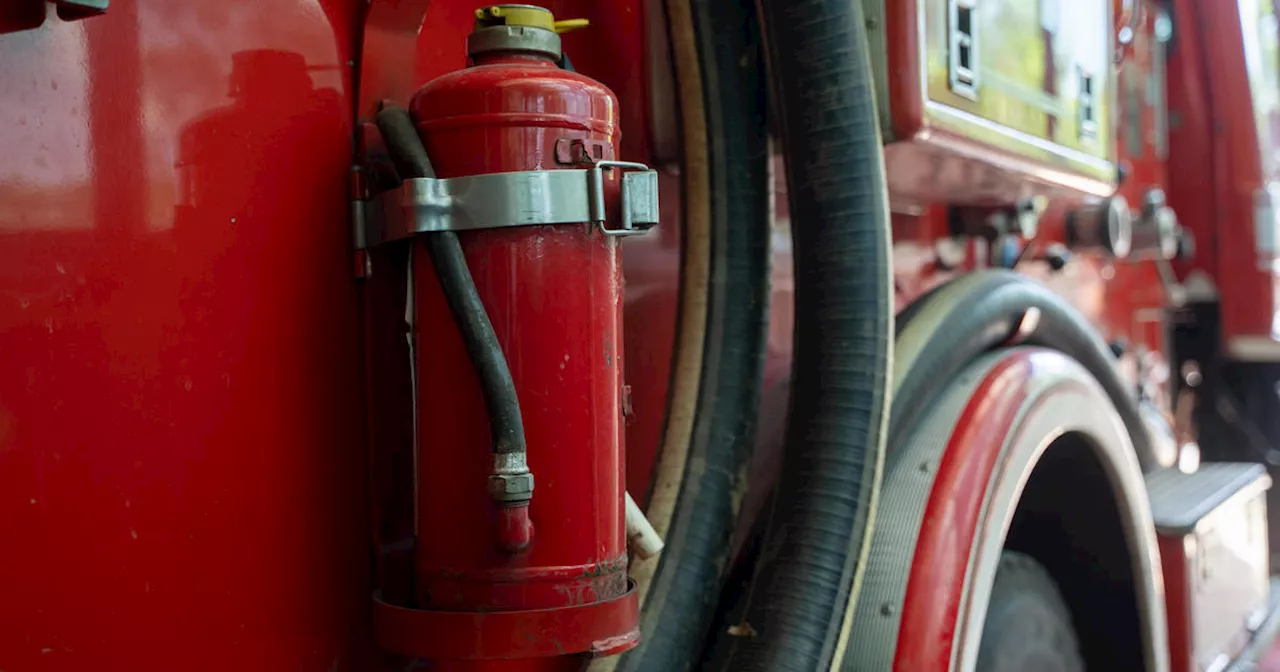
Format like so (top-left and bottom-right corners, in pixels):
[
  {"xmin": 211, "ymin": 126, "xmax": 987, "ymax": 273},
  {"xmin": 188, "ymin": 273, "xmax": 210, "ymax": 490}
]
[
  {"xmin": 892, "ymin": 271, "xmax": 1169, "ymax": 471},
  {"xmin": 977, "ymin": 551, "xmax": 1085, "ymax": 672},
  {"xmin": 601, "ymin": 0, "xmax": 772, "ymax": 670}
]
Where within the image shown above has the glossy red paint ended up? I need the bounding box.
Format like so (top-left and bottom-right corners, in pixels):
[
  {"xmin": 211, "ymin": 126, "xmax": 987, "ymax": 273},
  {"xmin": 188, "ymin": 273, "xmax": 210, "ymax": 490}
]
[
  {"xmin": 884, "ymin": 0, "xmax": 922, "ymax": 143},
  {"xmin": 1167, "ymin": 0, "xmax": 1277, "ymax": 346},
  {"xmin": 372, "ymin": 582, "xmax": 639, "ymax": 660},
  {"xmin": 1113, "ymin": 2, "xmax": 1171, "ymax": 200},
  {"xmin": 1160, "ymin": 534, "xmax": 1195, "ymax": 672},
  {"xmin": 400, "ymin": 45, "xmax": 637, "ymax": 660},
  {"xmin": 883, "ymin": 133, "xmax": 1114, "ymax": 209},
  {"xmin": 892, "ymin": 352, "xmax": 1033, "ymax": 671},
  {"xmin": 1165, "ymin": 0, "xmax": 1217, "ymax": 284},
  {"xmin": 875, "ymin": 0, "xmax": 1172, "ymax": 394},
  {"xmin": 356, "ymin": 0, "xmax": 430, "ymax": 118},
  {"xmin": 0, "ymin": 1, "xmax": 377, "ymax": 669},
  {"xmin": 0, "ymin": 0, "xmax": 1242, "ymax": 668}
]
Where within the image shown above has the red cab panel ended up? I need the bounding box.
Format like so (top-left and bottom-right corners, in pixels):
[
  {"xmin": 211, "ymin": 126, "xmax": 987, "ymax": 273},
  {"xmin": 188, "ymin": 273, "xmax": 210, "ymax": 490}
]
[{"xmin": 0, "ymin": 1, "xmax": 374, "ymax": 669}]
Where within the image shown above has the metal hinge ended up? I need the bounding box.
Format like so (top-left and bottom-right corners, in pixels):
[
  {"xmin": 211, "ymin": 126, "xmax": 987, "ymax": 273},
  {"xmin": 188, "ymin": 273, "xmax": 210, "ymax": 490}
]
[
  {"xmin": 350, "ymin": 165, "xmax": 372, "ymax": 279},
  {"xmin": 359, "ymin": 161, "xmax": 660, "ymax": 249}
]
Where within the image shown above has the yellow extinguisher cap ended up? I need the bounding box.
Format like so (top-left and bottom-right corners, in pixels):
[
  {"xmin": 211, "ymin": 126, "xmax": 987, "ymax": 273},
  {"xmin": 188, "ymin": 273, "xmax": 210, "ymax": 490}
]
[
  {"xmin": 470, "ymin": 5, "xmax": 589, "ymax": 59},
  {"xmin": 474, "ymin": 6, "xmax": 589, "ymax": 34}
]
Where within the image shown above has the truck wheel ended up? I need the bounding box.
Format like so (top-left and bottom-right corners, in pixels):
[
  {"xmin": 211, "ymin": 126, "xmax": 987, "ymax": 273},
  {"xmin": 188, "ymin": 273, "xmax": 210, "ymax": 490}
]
[
  {"xmin": 977, "ymin": 551, "xmax": 1085, "ymax": 672},
  {"xmin": 845, "ymin": 346, "xmax": 1166, "ymax": 671},
  {"xmin": 891, "ymin": 270, "xmax": 1171, "ymax": 471}
]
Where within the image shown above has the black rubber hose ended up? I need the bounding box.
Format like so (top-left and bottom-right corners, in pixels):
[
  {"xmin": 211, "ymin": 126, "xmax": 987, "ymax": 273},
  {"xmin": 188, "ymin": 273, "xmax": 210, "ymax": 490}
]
[
  {"xmin": 890, "ymin": 270, "xmax": 1164, "ymax": 471},
  {"xmin": 717, "ymin": 0, "xmax": 894, "ymax": 669},
  {"xmin": 612, "ymin": 0, "xmax": 771, "ymax": 668},
  {"xmin": 374, "ymin": 105, "xmax": 528, "ymax": 460}
]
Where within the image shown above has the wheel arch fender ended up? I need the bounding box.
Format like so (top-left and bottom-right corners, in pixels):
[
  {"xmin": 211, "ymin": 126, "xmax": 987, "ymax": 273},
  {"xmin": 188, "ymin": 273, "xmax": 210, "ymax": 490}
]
[{"xmin": 844, "ymin": 347, "xmax": 1170, "ymax": 672}]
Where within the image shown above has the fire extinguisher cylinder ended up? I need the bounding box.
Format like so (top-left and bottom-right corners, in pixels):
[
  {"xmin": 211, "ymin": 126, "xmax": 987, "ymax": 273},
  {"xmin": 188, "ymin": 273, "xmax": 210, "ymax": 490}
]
[{"xmin": 368, "ymin": 3, "xmax": 643, "ymax": 663}]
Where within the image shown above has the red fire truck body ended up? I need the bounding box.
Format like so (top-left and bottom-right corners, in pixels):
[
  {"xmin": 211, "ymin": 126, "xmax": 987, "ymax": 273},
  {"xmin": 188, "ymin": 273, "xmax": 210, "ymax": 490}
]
[{"xmin": 2, "ymin": 0, "xmax": 1280, "ymax": 670}]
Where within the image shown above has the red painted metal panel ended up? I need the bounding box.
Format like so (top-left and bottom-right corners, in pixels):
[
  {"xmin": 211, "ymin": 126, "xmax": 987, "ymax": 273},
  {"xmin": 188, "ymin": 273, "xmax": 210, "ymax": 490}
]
[
  {"xmin": 884, "ymin": 0, "xmax": 923, "ymax": 142},
  {"xmin": 1168, "ymin": 0, "xmax": 1277, "ymax": 345},
  {"xmin": 372, "ymin": 583, "xmax": 639, "ymax": 660},
  {"xmin": 0, "ymin": 1, "xmax": 374, "ymax": 669},
  {"xmin": 1165, "ymin": 0, "xmax": 1218, "ymax": 286},
  {"xmin": 1161, "ymin": 533, "xmax": 1196, "ymax": 672},
  {"xmin": 1161, "ymin": 535, "xmax": 1195, "ymax": 672}
]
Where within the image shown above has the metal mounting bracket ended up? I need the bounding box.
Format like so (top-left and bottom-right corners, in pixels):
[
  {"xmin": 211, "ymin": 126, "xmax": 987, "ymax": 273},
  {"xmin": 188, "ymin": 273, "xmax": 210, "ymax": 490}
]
[{"xmin": 359, "ymin": 162, "xmax": 659, "ymax": 249}]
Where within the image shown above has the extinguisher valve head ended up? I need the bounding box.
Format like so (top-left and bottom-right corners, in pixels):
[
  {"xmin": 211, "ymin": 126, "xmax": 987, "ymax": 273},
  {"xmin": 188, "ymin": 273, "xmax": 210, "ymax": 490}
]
[
  {"xmin": 474, "ymin": 5, "xmax": 554, "ymax": 30},
  {"xmin": 469, "ymin": 5, "xmax": 567, "ymax": 60}
]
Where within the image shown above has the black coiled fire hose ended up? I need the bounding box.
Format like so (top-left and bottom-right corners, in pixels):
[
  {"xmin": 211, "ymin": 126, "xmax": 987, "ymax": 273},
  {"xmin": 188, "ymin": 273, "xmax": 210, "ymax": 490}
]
[{"xmin": 716, "ymin": 0, "xmax": 894, "ymax": 669}]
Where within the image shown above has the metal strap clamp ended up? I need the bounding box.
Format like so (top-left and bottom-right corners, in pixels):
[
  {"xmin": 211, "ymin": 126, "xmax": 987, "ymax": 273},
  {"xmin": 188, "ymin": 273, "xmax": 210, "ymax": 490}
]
[{"xmin": 361, "ymin": 161, "xmax": 659, "ymax": 248}]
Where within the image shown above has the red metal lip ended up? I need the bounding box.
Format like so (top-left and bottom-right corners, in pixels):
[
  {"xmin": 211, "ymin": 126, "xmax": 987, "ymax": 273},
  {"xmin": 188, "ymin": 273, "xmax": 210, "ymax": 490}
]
[
  {"xmin": 892, "ymin": 352, "xmax": 1036, "ymax": 671},
  {"xmin": 417, "ymin": 555, "xmax": 629, "ymax": 582},
  {"xmin": 419, "ymin": 112, "xmax": 617, "ymax": 135},
  {"xmin": 371, "ymin": 582, "xmax": 641, "ymax": 660}
]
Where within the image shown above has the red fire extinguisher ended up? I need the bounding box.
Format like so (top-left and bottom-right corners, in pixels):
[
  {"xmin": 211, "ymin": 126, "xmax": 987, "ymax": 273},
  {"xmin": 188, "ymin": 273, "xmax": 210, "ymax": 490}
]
[{"xmin": 367, "ymin": 4, "xmax": 658, "ymax": 666}]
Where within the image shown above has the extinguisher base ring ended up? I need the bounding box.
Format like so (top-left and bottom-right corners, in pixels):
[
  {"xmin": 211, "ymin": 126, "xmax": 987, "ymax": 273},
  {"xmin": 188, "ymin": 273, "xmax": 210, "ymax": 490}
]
[{"xmin": 372, "ymin": 581, "xmax": 641, "ymax": 660}]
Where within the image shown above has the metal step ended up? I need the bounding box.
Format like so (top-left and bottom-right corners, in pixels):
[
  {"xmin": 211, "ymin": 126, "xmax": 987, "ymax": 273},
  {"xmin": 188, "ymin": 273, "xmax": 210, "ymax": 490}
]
[
  {"xmin": 1147, "ymin": 462, "xmax": 1272, "ymax": 672},
  {"xmin": 1148, "ymin": 462, "xmax": 1270, "ymax": 535}
]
